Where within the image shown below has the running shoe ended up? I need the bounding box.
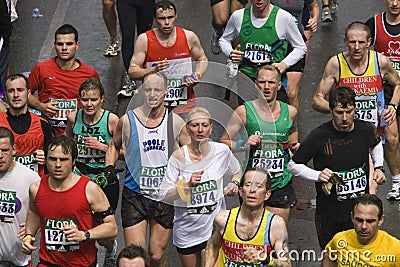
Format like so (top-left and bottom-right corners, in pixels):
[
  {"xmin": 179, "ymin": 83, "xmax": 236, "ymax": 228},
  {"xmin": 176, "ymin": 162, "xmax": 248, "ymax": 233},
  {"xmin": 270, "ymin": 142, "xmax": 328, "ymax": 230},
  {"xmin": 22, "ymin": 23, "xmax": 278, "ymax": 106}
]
[
  {"xmin": 102, "ymin": 240, "xmax": 117, "ymax": 267},
  {"xmin": 386, "ymin": 182, "xmax": 400, "ymax": 200},
  {"xmin": 329, "ymin": 0, "xmax": 339, "ymax": 14},
  {"xmin": 117, "ymin": 73, "xmax": 138, "ymax": 97},
  {"xmin": 321, "ymin": 6, "xmax": 332, "ymax": 22},
  {"xmin": 210, "ymin": 30, "xmax": 222, "ymax": 55},
  {"xmin": 103, "ymin": 41, "xmax": 121, "ymax": 57}
]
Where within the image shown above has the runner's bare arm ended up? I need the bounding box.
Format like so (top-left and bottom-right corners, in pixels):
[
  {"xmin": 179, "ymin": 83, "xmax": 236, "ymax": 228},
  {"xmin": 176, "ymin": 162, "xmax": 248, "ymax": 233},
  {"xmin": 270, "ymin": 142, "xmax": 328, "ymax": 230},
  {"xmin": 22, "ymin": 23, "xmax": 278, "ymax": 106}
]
[
  {"xmin": 204, "ymin": 210, "xmax": 229, "ymax": 267},
  {"xmin": 85, "ymin": 181, "xmax": 117, "ymax": 239},
  {"xmin": 186, "ymin": 30, "xmax": 208, "ymax": 78},
  {"xmin": 107, "ymin": 112, "xmax": 120, "ymax": 137},
  {"xmin": 173, "ymin": 113, "xmax": 190, "ymax": 147},
  {"xmin": 128, "ymin": 33, "xmax": 156, "ymax": 80},
  {"xmin": 220, "ymin": 105, "xmax": 246, "ymax": 151},
  {"xmin": 22, "ymin": 182, "xmax": 41, "ymax": 255},
  {"xmin": 312, "ymin": 56, "xmax": 339, "ymax": 113},
  {"xmin": 270, "ymin": 215, "xmax": 291, "ymax": 267},
  {"xmin": 105, "ymin": 115, "xmax": 127, "ymax": 165},
  {"xmin": 64, "ymin": 110, "xmax": 77, "ymax": 137}
]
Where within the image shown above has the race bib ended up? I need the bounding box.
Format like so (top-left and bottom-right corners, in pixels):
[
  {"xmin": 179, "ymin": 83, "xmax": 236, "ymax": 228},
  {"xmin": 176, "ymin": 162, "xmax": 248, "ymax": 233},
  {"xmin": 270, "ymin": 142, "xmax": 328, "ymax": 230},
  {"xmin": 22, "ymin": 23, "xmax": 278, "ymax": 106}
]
[
  {"xmin": 0, "ymin": 190, "xmax": 16, "ymax": 223},
  {"xmin": 48, "ymin": 99, "xmax": 78, "ymax": 128},
  {"xmin": 336, "ymin": 166, "xmax": 367, "ymax": 201},
  {"xmin": 187, "ymin": 180, "xmax": 218, "ymax": 214},
  {"xmin": 251, "ymin": 158, "xmax": 284, "ymax": 173},
  {"xmin": 139, "ymin": 166, "xmax": 165, "ymax": 197},
  {"xmin": 390, "ymin": 60, "xmax": 400, "ymax": 73},
  {"xmin": 14, "ymin": 153, "xmax": 38, "ymax": 172},
  {"xmin": 165, "ymin": 78, "xmax": 187, "ymax": 101},
  {"xmin": 244, "ymin": 50, "xmax": 272, "ymax": 64},
  {"xmin": 77, "ymin": 143, "xmax": 104, "ymax": 158},
  {"xmin": 145, "ymin": 57, "xmax": 192, "ymax": 107},
  {"xmin": 44, "ymin": 218, "xmax": 80, "ymax": 252},
  {"xmin": 251, "ymin": 146, "xmax": 286, "ymax": 177},
  {"xmin": 355, "ymin": 97, "xmax": 377, "ymax": 123}
]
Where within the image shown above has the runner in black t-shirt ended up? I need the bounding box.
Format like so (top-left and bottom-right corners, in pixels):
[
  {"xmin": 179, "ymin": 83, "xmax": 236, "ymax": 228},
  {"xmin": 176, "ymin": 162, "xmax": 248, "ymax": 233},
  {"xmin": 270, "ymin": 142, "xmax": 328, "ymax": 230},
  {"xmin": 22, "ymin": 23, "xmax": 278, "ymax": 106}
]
[{"xmin": 288, "ymin": 86, "xmax": 386, "ymax": 249}]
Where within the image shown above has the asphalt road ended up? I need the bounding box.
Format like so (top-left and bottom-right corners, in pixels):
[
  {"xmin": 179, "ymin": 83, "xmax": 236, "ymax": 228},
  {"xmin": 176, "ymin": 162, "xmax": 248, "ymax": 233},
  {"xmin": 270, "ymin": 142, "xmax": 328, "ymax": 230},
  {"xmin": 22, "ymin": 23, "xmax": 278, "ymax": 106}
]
[{"xmin": 7, "ymin": 0, "xmax": 400, "ymax": 266}]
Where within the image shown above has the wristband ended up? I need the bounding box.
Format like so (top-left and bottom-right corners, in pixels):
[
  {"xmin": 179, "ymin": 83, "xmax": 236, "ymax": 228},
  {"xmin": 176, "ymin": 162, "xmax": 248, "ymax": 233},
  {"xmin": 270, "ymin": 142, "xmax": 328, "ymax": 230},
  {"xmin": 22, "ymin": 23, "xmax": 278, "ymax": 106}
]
[
  {"xmin": 236, "ymin": 140, "xmax": 245, "ymax": 152},
  {"xmin": 389, "ymin": 103, "xmax": 398, "ymax": 112},
  {"xmin": 195, "ymin": 71, "xmax": 202, "ymax": 79},
  {"xmin": 231, "ymin": 177, "xmax": 241, "ymax": 187},
  {"xmin": 22, "ymin": 234, "xmax": 33, "ymax": 242}
]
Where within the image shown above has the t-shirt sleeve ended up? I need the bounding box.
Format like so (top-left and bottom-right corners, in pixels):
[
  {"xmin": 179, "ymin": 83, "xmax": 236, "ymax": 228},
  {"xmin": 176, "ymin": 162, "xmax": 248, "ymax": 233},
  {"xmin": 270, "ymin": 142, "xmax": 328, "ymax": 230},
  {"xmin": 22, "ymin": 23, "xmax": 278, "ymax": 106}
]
[
  {"xmin": 24, "ymin": 164, "xmax": 41, "ymax": 183},
  {"xmin": 40, "ymin": 118, "xmax": 54, "ymax": 149},
  {"xmin": 324, "ymin": 233, "xmax": 338, "ymax": 252},
  {"xmin": 225, "ymin": 148, "xmax": 241, "ymax": 176},
  {"xmin": 157, "ymin": 155, "xmax": 181, "ymax": 201},
  {"xmin": 28, "ymin": 64, "xmax": 41, "ymax": 94}
]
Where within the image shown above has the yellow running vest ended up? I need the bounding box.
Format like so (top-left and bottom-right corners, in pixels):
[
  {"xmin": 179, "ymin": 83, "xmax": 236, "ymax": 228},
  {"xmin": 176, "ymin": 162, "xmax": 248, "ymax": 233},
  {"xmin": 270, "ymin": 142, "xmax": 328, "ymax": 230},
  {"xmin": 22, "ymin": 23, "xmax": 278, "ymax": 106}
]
[
  {"xmin": 337, "ymin": 50, "xmax": 384, "ymax": 126},
  {"xmin": 219, "ymin": 207, "xmax": 274, "ymax": 267}
]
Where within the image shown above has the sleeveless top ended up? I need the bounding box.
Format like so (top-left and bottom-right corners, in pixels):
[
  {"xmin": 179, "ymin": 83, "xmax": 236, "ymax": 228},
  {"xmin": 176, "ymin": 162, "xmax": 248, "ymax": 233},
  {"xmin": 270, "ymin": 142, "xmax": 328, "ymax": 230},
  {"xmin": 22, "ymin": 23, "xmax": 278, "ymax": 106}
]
[
  {"xmin": 219, "ymin": 207, "xmax": 274, "ymax": 267},
  {"xmin": 72, "ymin": 109, "xmax": 112, "ymax": 183},
  {"xmin": 35, "ymin": 175, "xmax": 97, "ymax": 266},
  {"xmin": 145, "ymin": 27, "xmax": 195, "ymax": 110},
  {"xmin": 0, "ymin": 112, "xmax": 45, "ymax": 178},
  {"xmin": 338, "ymin": 50, "xmax": 384, "ymax": 127},
  {"xmin": 373, "ymin": 12, "xmax": 400, "ymax": 73},
  {"xmin": 124, "ymin": 109, "xmax": 170, "ymax": 200},
  {"xmin": 245, "ymin": 101, "xmax": 292, "ymax": 190}
]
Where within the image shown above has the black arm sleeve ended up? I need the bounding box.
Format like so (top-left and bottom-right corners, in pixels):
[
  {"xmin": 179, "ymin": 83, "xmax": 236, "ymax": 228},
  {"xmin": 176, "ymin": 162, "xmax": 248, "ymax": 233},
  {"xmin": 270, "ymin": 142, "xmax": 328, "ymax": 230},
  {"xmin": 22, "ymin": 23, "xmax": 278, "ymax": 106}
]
[
  {"xmin": 40, "ymin": 119, "xmax": 54, "ymax": 152},
  {"xmin": 365, "ymin": 17, "xmax": 375, "ymax": 44}
]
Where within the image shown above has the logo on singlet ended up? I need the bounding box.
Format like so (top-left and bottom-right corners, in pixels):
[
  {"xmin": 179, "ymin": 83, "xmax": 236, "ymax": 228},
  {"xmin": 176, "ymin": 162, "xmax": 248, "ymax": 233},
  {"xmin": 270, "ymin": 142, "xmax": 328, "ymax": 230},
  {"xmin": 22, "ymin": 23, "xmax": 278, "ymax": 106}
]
[
  {"xmin": 148, "ymin": 129, "xmax": 159, "ymax": 135},
  {"xmin": 388, "ymin": 41, "xmax": 400, "ymax": 56},
  {"xmin": 142, "ymin": 139, "xmax": 166, "ymax": 152},
  {"xmin": 243, "ymin": 26, "xmax": 252, "ymax": 36},
  {"xmin": 80, "ymin": 126, "xmax": 101, "ymax": 135}
]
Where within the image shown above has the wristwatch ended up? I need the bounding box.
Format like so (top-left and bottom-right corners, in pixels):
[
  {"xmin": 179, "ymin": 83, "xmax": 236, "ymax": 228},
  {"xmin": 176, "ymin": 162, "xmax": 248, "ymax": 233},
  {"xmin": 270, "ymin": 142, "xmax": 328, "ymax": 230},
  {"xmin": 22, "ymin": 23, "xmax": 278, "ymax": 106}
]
[{"xmin": 83, "ymin": 230, "xmax": 90, "ymax": 241}]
